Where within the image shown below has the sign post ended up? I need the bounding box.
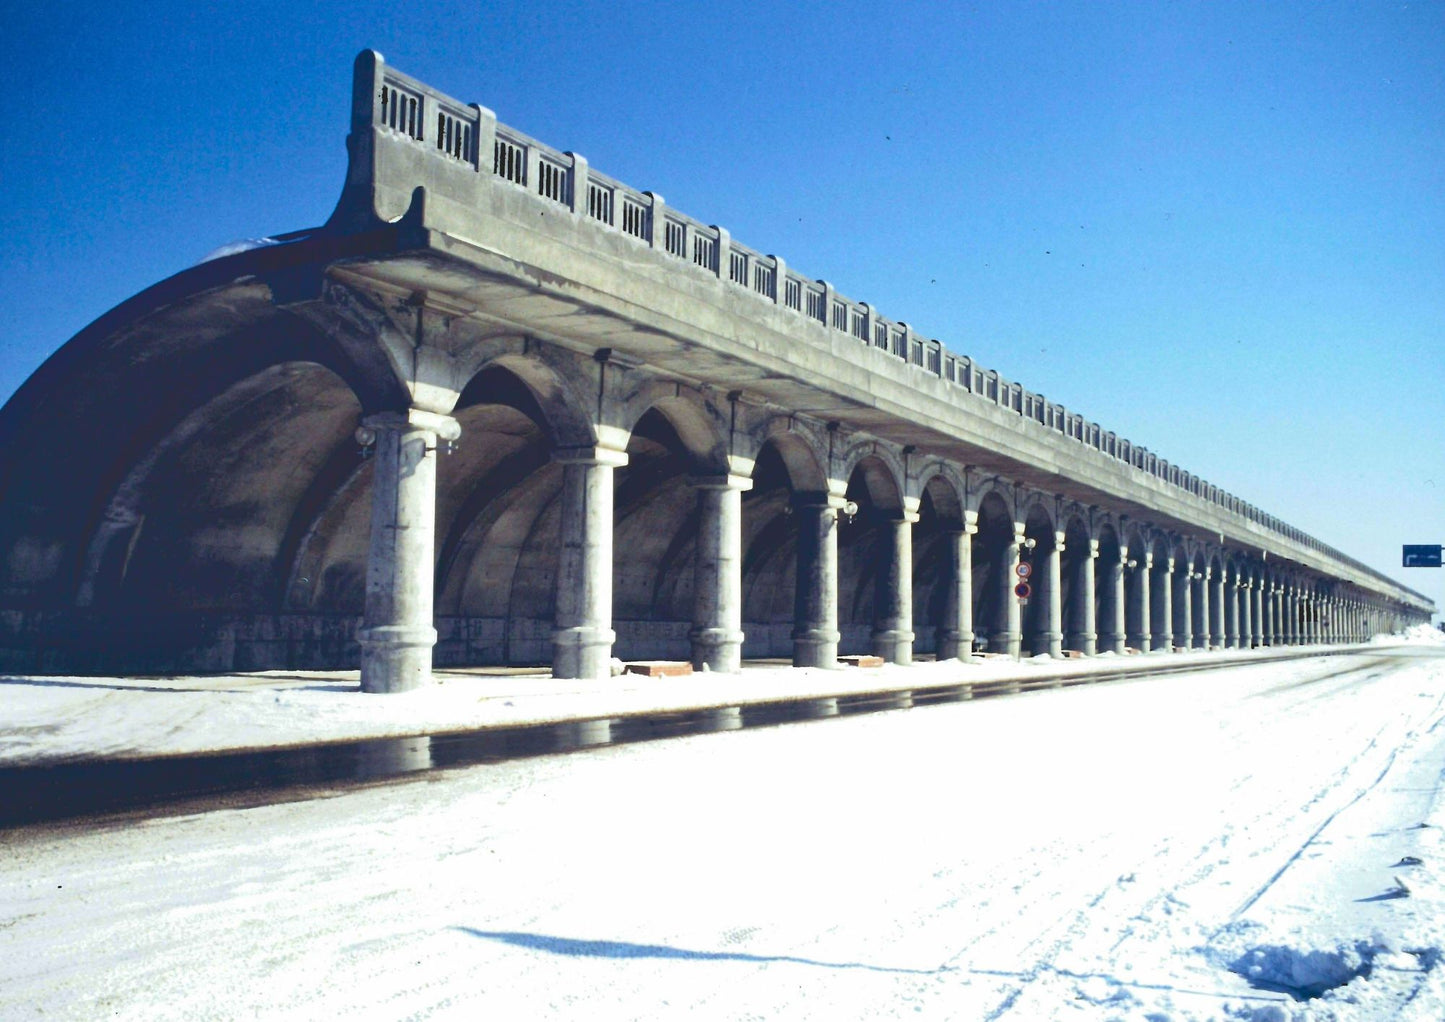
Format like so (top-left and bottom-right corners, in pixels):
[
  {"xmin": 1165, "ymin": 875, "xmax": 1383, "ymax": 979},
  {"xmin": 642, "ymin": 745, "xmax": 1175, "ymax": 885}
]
[{"xmin": 1013, "ymin": 562, "xmax": 1032, "ymax": 661}]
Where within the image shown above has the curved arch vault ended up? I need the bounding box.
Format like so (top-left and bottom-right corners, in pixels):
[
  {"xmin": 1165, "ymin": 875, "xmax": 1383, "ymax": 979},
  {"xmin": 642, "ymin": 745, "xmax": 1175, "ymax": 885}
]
[{"xmin": 0, "ymin": 54, "xmax": 1430, "ymax": 690}]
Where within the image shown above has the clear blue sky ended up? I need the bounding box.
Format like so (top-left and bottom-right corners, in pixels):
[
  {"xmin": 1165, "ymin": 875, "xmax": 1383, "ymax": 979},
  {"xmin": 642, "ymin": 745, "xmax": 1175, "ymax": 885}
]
[{"xmin": 3, "ymin": 1, "xmax": 1441, "ymax": 615}]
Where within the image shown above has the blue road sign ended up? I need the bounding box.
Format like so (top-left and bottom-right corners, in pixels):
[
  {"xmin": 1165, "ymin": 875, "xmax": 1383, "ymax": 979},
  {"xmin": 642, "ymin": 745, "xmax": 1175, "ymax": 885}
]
[
  {"xmin": 1403, "ymin": 545, "xmax": 1442, "ymax": 568},
  {"xmin": 1014, "ymin": 582, "xmax": 1032, "ymax": 599}
]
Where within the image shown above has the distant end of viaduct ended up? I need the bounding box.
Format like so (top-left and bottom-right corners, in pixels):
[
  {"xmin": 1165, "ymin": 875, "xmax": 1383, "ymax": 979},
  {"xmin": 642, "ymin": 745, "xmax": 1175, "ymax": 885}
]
[{"xmin": 0, "ymin": 52, "xmax": 1431, "ymax": 690}]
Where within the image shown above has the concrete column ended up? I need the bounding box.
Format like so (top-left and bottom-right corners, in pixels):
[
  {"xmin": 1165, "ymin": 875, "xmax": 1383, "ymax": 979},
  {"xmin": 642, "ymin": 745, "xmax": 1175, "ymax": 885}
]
[
  {"xmin": 872, "ymin": 511, "xmax": 919, "ymax": 664},
  {"xmin": 1044, "ymin": 536, "xmax": 1064, "ymax": 658},
  {"xmin": 1197, "ymin": 567, "xmax": 1212, "ymax": 649},
  {"xmin": 1176, "ymin": 564, "xmax": 1193, "ymax": 652},
  {"xmin": 1127, "ymin": 553, "xmax": 1151, "ymax": 652},
  {"xmin": 1261, "ymin": 585, "xmax": 1274, "ymax": 647},
  {"xmin": 792, "ymin": 494, "xmax": 842, "ymax": 668},
  {"xmin": 1211, "ymin": 571, "xmax": 1225, "ymax": 649},
  {"xmin": 1226, "ymin": 577, "xmax": 1240, "ymax": 648},
  {"xmin": 1153, "ymin": 558, "xmax": 1173, "ymax": 652},
  {"xmin": 1000, "ymin": 524, "xmax": 1025, "ymax": 657},
  {"xmin": 1276, "ymin": 588, "xmax": 1288, "ymax": 646},
  {"xmin": 937, "ymin": 521, "xmax": 977, "ymax": 659},
  {"xmin": 689, "ymin": 474, "xmax": 751, "ymax": 673},
  {"xmin": 1102, "ymin": 550, "xmax": 1126, "ymax": 654},
  {"xmin": 1241, "ymin": 580, "xmax": 1253, "ymax": 647},
  {"xmin": 1067, "ymin": 541, "xmax": 1098, "ymax": 655},
  {"xmin": 552, "ymin": 446, "xmax": 628, "ymax": 680},
  {"xmin": 356, "ymin": 409, "xmax": 460, "ymax": 694},
  {"xmin": 1280, "ymin": 585, "xmax": 1292, "ymax": 645}
]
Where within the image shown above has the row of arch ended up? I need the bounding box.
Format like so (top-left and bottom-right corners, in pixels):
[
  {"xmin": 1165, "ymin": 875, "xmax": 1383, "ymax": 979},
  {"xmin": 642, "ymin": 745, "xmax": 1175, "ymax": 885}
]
[{"xmin": 3, "ymin": 287, "xmax": 1423, "ymax": 684}]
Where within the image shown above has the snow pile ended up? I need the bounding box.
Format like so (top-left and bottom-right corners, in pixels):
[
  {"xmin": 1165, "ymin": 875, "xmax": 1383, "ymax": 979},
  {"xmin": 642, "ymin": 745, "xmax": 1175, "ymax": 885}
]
[
  {"xmin": 1227, "ymin": 940, "xmax": 1380, "ymax": 999},
  {"xmin": 1372, "ymin": 624, "xmax": 1445, "ymax": 646}
]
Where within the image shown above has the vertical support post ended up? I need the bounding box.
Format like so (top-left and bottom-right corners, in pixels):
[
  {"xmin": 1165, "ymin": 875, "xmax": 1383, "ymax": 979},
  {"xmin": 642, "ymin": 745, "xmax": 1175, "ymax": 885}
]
[
  {"xmin": 792, "ymin": 493, "xmax": 842, "ymax": 668},
  {"xmin": 1153, "ymin": 558, "xmax": 1173, "ymax": 652},
  {"xmin": 1249, "ymin": 580, "xmax": 1262, "ymax": 647},
  {"xmin": 1107, "ymin": 550, "xmax": 1126, "ymax": 654},
  {"xmin": 937, "ymin": 517, "xmax": 977, "ymax": 659},
  {"xmin": 1227, "ymin": 575, "xmax": 1241, "ymax": 648},
  {"xmin": 1176, "ymin": 562, "xmax": 1193, "ymax": 652},
  {"xmin": 1242, "ymin": 579, "xmax": 1255, "ymax": 647},
  {"xmin": 1197, "ymin": 567, "xmax": 1211, "ymax": 649},
  {"xmin": 1127, "ymin": 553, "xmax": 1151, "ymax": 652},
  {"xmin": 1001, "ymin": 524, "xmax": 1025, "ymax": 658},
  {"xmin": 689, "ymin": 474, "xmax": 751, "ymax": 673},
  {"xmin": 552, "ymin": 446, "xmax": 628, "ymax": 680},
  {"xmin": 872, "ymin": 511, "xmax": 919, "ymax": 664},
  {"xmin": 357, "ymin": 409, "xmax": 460, "ymax": 694},
  {"xmin": 1044, "ymin": 535, "xmax": 1064, "ymax": 658},
  {"xmin": 1212, "ymin": 570, "xmax": 1226, "ymax": 649},
  {"xmin": 1067, "ymin": 540, "xmax": 1098, "ymax": 655}
]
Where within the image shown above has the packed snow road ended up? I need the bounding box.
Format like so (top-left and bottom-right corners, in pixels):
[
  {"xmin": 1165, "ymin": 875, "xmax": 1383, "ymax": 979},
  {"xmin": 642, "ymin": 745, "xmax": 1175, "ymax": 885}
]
[{"xmin": 4, "ymin": 645, "xmax": 1444, "ymax": 1021}]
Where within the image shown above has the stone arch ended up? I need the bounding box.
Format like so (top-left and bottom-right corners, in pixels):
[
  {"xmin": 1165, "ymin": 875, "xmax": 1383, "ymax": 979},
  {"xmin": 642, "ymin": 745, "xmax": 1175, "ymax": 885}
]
[
  {"xmin": 837, "ymin": 440, "xmax": 907, "ymax": 514},
  {"xmin": 454, "ymin": 350, "xmax": 597, "ymax": 450},
  {"xmin": 910, "ymin": 468, "xmax": 966, "ymax": 655},
  {"xmin": 86, "ymin": 360, "xmax": 365, "ymax": 626},
  {"xmin": 739, "ymin": 416, "xmax": 830, "ymax": 494},
  {"xmin": 609, "ymin": 379, "xmax": 731, "ymax": 475},
  {"xmin": 737, "ymin": 421, "xmax": 831, "ymax": 659},
  {"xmin": 913, "ymin": 462, "xmax": 966, "ymax": 527}
]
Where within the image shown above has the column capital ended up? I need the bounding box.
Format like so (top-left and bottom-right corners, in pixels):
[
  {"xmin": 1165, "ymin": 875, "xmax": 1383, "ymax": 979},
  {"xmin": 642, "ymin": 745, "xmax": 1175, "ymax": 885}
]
[
  {"xmin": 360, "ymin": 408, "xmax": 461, "ymax": 441},
  {"xmin": 690, "ymin": 473, "xmax": 753, "ymax": 493},
  {"xmin": 554, "ymin": 445, "xmax": 629, "ymax": 469},
  {"xmin": 792, "ymin": 491, "xmax": 848, "ymax": 511}
]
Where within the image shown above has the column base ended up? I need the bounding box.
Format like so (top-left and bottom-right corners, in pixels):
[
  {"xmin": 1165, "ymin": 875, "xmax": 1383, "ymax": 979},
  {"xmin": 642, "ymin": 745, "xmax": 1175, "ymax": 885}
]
[
  {"xmin": 552, "ymin": 624, "xmax": 617, "ymax": 681},
  {"xmin": 994, "ymin": 630, "xmax": 1022, "ymax": 657},
  {"xmin": 937, "ymin": 630, "xmax": 975, "ymax": 660},
  {"xmin": 1065, "ymin": 631, "xmax": 1098, "ymax": 655},
  {"xmin": 792, "ymin": 627, "xmax": 841, "ymax": 668},
  {"xmin": 688, "ymin": 626, "xmax": 745, "ymax": 674},
  {"xmin": 871, "ymin": 627, "xmax": 915, "ymax": 665},
  {"xmin": 358, "ymin": 624, "xmax": 437, "ymax": 693}
]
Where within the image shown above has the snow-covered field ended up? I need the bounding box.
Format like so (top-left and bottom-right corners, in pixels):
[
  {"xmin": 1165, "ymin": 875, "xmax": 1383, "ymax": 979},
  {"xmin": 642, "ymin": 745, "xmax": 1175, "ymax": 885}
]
[{"xmin": 4, "ymin": 634, "xmax": 1445, "ymax": 1021}]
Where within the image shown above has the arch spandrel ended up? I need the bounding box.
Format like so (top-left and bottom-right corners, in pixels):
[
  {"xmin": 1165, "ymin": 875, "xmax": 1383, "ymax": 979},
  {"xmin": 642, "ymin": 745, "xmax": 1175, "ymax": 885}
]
[
  {"xmin": 454, "ymin": 346, "xmax": 598, "ymax": 450},
  {"xmin": 605, "ymin": 377, "xmax": 731, "ymax": 476},
  {"xmin": 913, "ymin": 462, "xmax": 966, "ymax": 527},
  {"xmin": 736, "ymin": 416, "xmax": 830, "ymax": 493},
  {"xmin": 839, "ymin": 440, "xmax": 907, "ymax": 515}
]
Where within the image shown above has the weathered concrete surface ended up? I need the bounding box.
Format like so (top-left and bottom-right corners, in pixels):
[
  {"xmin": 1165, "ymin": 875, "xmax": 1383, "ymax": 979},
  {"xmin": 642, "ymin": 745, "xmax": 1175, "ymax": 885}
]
[{"xmin": 0, "ymin": 50, "xmax": 1430, "ymax": 682}]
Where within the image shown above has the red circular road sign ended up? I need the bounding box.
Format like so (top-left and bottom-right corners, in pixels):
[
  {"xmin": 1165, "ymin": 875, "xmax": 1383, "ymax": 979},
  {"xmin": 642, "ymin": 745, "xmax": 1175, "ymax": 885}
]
[
  {"xmin": 1015, "ymin": 562, "xmax": 1032, "ymax": 579},
  {"xmin": 1014, "ymin": 581, "xmax": 1032, "ymax": 599}
]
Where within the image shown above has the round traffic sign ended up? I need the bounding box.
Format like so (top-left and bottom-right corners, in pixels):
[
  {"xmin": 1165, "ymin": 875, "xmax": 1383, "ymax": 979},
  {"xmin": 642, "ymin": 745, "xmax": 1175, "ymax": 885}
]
[
  {"xmin": 1015, "ymin": 562, "xmax": 1032, "ymax": 579},
  {"xmin": 1014, "ymin": 581, "xmax": 1032, "ymax": 599}
]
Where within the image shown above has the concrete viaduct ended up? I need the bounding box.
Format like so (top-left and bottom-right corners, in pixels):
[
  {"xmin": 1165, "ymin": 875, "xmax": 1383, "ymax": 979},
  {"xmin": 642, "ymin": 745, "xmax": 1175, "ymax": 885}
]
[{"xmin": 0, "ymin": 52, "xmax": 1432, "ymax": 691}]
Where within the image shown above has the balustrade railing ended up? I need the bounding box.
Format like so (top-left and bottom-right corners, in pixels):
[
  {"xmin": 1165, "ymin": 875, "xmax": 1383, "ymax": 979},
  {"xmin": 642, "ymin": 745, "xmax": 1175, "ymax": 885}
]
[{"xmin": 363, "ymin": 57, "xmax": 1401, "ymax": 591}]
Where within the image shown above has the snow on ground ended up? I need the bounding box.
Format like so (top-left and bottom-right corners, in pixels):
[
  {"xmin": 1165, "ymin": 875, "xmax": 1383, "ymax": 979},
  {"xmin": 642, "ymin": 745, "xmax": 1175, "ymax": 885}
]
[
  {"xmin": 3, "ymin": 640, "xmax": 1445, "ymax": 1020},
  {"xmin": 0, "ymin": 642, "xmax": 1402, "ymax": 767}
]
